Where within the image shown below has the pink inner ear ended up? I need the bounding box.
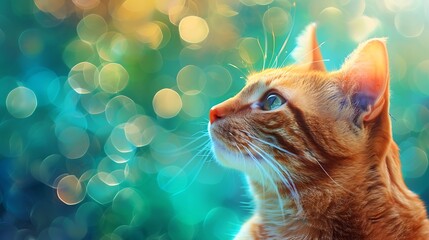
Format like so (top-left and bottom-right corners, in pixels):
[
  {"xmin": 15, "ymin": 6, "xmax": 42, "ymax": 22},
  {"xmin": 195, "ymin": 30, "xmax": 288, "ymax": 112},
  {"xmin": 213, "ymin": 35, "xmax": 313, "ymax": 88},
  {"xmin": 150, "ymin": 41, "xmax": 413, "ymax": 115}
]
[{"xmin": 343, "ymin": 39, "xmax": 389, "ymax": 121}]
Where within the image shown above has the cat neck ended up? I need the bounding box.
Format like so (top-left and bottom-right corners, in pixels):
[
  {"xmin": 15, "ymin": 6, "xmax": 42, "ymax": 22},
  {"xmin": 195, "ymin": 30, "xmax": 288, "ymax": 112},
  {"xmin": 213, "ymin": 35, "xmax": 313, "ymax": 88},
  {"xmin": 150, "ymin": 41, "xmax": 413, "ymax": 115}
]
[{"xmin": 246, "ymin": 141, "xmax": 429, "ymax": 239}]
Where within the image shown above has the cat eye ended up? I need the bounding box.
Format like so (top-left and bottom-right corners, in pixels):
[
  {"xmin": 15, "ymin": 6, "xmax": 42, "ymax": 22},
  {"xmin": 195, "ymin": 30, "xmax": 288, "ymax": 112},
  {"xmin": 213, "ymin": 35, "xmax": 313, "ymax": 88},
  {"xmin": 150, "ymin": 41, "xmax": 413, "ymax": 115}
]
[{"xmin": 261, "ymin": 93, "xmax": 286, "ymax": 111}]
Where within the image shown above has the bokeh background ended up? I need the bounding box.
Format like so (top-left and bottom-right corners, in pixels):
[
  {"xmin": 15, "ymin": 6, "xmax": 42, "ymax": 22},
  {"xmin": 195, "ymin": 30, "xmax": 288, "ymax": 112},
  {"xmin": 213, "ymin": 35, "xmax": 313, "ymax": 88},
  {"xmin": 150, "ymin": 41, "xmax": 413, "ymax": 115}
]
[{"xmin": 0, "ymin": 0, "xmax": 429, "ymax": 239}]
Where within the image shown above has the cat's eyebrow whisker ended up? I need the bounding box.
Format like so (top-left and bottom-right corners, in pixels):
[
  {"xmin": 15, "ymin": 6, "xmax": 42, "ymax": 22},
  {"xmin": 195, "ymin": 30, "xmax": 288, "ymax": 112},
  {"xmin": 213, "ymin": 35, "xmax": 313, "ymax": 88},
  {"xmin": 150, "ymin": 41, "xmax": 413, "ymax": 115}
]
[
  {"xmin": 274, "ymin": 2, "xmax": 297, "ymax": 69},
  {"xmin": 269, "ymin": 25, "xmax": 277, "ymax": 68},
  {"xmin": 227, "ymin": 63, "xmax": 249, "ymax": 81},
  {"xmin": 263, "ymin": 13, "xmax": 269, "ymax": 71},
  {"xmin": 257, "ymin": 37, "xmax": 267, "ymax": 71}
]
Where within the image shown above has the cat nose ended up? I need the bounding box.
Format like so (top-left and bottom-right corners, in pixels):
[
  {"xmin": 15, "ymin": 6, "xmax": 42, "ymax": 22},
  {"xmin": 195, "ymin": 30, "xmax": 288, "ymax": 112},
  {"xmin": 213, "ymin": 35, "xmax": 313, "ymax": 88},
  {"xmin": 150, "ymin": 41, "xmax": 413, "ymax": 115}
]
[{"xmin": 209, "ymin": 106, "xmax": 225, "ymax": 124}]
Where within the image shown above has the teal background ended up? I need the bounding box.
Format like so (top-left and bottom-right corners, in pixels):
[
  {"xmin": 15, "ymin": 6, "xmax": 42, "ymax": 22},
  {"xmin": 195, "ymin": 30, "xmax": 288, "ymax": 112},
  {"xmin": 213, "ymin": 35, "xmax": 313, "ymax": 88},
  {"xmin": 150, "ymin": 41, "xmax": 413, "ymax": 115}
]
[{"xmin": 0, "ymin": 0, "xmax": 428, "ymax": 239}]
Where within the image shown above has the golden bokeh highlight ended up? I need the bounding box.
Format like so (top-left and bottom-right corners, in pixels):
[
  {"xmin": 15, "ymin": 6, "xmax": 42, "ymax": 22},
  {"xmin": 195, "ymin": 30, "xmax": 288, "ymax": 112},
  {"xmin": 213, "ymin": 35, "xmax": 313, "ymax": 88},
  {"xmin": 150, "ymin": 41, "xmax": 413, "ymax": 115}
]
[
  {"xmin": 77, "ymin": 14, "xmax": 107, "ymax": 43},
  {"xmin": 109, "ymin": 0, "xmax": 156, "ymax": 22},
  {"xmin": 394, "ymin": 10, "xmax": 425, "ymax": 38},
  {"xmin": 384, "ymin": 0, "xmax": 416, "ymax": 12},
  {"xmin": 125, "ymin": 115, "xmax": 157, "ymax": 147},
  {"xmin": 177, "ymin": 65, "xmax": 206, "ymax": 95},
  {"xmin": 34, "ymin": 0, "xmax": 70, "ymax": 19},
  {"xmin": 153, "ymin": 88, "xmax": 182, "ymax": 118},
  {"xmin": 238, "ymin": 37, "xmax": 263, "ymax": 65},
  {"xmin": 181, "ymin": 94, "xmax": 205, "ymax": 118},
  {"xmin": 240, "ymin": 0, "xmax": 274, "ymax": 6},
  {"xmin": 105, "ymin": 95, "xmax": 137, "ymax": 126},
  {"xmin": 179, "ymin": 16, "xmax": 209, "ymax": 44},
  {"xmin": 57, "ymin": 175, "xmax": 86, "ymax": 205},
  {"xmin": 263, "ymin": 7, "xmax": 291, "ymax": 36},
  {"xmin": 318, "ymin": 7, "xmax": 344, "ymax": 25},
  {"xmin": 63, "ymin": 40, "xmax": 95, "ymax": 68},
  {"xmin": 109, "ymin": 125, "xmax": 135, "ymax": 154},
  {"xmin": 136, "ymin": 22, "xmax": 163, "ymax": 49},
  {"xmin": 348, "ymin": 16, "xmax": 380, "ymax": 42},
  {"xmin": 168, "ymin": 1, "xmax": 189, "ymax": 25},
  {"xmin": 96, "ymin": 32, "xmax": 128, "ymax": 62},
  {"xmin": 402, "ymin": 147, "xmax": 429, "ymax": 178},
  {"xmin": 6, "ymin": 87, "xmax": 38, "ymax": 119},
  {"xmin": 203, "ymin": 65, "xmax": 232, "ymax": 97},
  {"xmin": 99, "ymin": 63, "xmax": 129, "ymax": 94},
  {"xmin": 68, "ymin": 62, "xmax": 99, "ymax": 94},
  {"xmin": 156, "ymin": 0, "xmax": 186, "ymax": 15},
  {"xmin": 72, "ymin": 0, "xmax": 100, "ymax": 9}
]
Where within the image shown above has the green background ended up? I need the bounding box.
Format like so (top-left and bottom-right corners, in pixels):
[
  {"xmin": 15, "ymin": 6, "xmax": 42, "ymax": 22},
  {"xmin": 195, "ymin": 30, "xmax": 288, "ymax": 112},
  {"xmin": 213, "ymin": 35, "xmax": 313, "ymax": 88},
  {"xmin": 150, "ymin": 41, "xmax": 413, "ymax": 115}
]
[{"xmin": 0, "ymin": 0, "xmax": 428, "ymax": 239}]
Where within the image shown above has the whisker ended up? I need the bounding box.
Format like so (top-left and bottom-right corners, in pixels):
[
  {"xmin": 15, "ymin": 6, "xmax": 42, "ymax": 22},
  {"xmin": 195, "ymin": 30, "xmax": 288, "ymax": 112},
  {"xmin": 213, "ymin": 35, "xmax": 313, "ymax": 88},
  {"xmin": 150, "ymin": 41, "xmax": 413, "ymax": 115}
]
[
  {"xmin": 242, "ymin": 130, "xmax": 296, "ymax": 157},
  {"xmin": 261, "ymin": 9, "xmax": 269, "ymax": 71},
  {"xmin": 228, "ymin": 63, "xmax": 249, "ymax": 80},
  {"xmin": 172, "ymin": 146, "xmax": 214, "ymax": 196},
  {"xmin": 171, "ymin": 139, "xmax": 210, "ymax": 156},
  {"xmin": 230, "ymin": 134, "xmax": 267, "ymax": 198},
  {"xmin": 163, "ymin": 140, "xmax": 211, "ymax": 189},
  {"xmin": 161, "ymin": 134, "xmax": 209, "ymax": 155},
  {"xmin": 246, "ymin": 140, "xmax": 296, "ymax": 192},
  {"xmin": 274, "ymin": 2, "xmax": 297, "ymax": 68},
  {"xmin": 268, "ymin": 23, "xmax": 277, "ymax": 68},
  {"xmin": 243, "ymin": 130, "xmax": 351, "ymax": 197},
  {"xmin": 244, "ymin": 144, "xmax": 290, "ymax": 222},
  {"xmin": 244, "ymin": 138, "xmax": 303, "ymax": 213},
  {"xmin": 313, "ymin": 157, "xmax": 353, "ymax": 194},
  {"xmin": 257, "ymin": 37, "xmax": 266, "ymax": 71},
  {"xmin": 242, "ymin": 145, "xmax": 287, "ymax": 221}
]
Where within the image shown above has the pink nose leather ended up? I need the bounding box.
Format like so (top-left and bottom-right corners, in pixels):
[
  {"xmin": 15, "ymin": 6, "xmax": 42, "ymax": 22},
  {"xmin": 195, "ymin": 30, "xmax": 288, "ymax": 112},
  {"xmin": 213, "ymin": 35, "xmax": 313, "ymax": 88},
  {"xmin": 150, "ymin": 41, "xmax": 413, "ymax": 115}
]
[{"xmin": 209, "ymin": 106, "xmax": 225, "ymax": 123}]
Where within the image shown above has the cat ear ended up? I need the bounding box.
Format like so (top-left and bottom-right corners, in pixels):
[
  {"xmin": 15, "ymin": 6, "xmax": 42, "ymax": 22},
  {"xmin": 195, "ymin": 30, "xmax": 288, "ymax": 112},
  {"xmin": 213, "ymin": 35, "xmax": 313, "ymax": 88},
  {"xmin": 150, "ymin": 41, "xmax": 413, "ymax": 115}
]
[
  {"xmin": 291, "ymin": 23, "xmax": 326, "ymax": 71},
  {"xmin": 341, "ymin": 38, "xmax": 389, "ymax": 122}
]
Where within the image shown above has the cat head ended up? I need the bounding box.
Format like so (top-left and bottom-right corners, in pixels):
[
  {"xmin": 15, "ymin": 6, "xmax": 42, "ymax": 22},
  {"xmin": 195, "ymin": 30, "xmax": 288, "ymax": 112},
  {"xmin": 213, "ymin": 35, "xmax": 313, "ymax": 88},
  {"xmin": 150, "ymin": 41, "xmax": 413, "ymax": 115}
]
[{"xmin": 208, "ymin": 23, "xmax": 390, "ymax": 189}]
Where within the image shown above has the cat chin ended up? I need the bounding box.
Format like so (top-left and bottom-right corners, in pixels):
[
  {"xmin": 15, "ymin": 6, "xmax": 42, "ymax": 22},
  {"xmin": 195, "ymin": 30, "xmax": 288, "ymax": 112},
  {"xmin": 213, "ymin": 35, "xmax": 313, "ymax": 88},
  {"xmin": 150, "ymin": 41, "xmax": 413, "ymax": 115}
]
[
  {"xmin": 211, "ymin": 140, "xmax": 244, "ymax": 169},
  {"xmin": 208, "ymin": 125, "xmax": 270, "ymax": 179},
  {"xmin": 210, "ymin": 140, "xmax": 272, "ymax": 181}
]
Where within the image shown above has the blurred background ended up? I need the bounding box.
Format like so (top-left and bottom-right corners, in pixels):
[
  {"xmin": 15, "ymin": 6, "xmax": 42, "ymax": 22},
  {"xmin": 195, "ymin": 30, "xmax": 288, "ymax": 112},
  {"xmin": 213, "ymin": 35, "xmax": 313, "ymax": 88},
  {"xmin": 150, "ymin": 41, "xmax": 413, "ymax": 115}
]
[{"xmin": 0, "ymin": 0, "xmax": 428, "ymax": 239}]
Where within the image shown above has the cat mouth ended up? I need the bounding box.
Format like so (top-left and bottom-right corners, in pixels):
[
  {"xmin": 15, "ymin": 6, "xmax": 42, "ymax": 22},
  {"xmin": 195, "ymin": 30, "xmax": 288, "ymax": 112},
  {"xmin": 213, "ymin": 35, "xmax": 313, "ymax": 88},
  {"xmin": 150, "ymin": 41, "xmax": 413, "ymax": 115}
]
[{"xmin": 209, "ymin": 125, "xmax": 264, "ymax": 162}]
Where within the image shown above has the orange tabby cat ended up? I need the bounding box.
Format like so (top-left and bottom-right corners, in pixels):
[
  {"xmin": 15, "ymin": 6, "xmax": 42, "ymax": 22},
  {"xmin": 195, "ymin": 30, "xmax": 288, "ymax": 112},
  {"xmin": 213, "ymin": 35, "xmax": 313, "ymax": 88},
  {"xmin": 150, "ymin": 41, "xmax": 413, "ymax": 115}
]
[{"xmin": 208, "ymin": 23, "xmax": 429, "ymax": 239}]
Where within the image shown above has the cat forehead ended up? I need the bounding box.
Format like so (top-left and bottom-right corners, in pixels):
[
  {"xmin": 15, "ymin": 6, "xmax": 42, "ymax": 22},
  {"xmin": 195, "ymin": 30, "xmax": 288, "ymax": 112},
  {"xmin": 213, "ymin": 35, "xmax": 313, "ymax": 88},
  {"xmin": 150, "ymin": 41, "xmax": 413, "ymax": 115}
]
[
  {"xmin": 242, "ymin": 67, "xmax": 318, "ymax": 94},
  {"xmin": 239, "ymin": 67, "xmax": 335, "ymax": 107}
]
